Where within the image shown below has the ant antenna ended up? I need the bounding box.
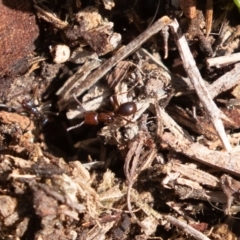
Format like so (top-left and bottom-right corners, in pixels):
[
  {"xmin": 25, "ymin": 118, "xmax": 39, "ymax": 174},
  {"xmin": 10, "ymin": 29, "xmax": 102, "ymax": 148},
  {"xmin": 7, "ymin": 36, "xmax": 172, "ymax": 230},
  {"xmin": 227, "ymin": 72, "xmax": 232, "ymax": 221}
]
[
  {"xmin": 73, "ymin": 94, "xmax": 81, "ymax": 106},
  {"xmin": 147, "ymin": 0, "xmax": 160, "ymax": 29},
  {"xmin": 67, "ymin": 121, "xmax": 84, "ymax": 131},
  {"xmin": 67, "ymin": 94, "xmax": 85, "ymax": 131},
  {"xmin": 206, "ymin": 198, "xmax": 223, "ymax": 213}
]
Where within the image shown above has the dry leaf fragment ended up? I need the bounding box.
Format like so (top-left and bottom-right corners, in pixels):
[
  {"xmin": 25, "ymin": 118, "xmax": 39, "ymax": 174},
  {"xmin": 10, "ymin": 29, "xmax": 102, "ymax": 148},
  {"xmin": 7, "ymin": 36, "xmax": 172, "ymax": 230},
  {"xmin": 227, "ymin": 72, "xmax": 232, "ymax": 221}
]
[
  {"xmin": 211, "ymin": 224, "xmax": 237, "ymax": 240},
  {"xmin": 220, "ymin": 174, "xmax": 240, "ymax": 215},
  {"xmin": 102, "ymin": 0, "xmax": 115, "ymax": 10}
]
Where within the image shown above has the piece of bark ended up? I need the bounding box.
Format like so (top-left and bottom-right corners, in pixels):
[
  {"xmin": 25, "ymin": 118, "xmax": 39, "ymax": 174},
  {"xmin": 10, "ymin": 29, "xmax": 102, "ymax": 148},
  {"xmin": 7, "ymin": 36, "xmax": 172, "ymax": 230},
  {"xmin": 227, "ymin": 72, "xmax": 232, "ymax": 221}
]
[
  {"xmin": 162, "ymin": 132, "xmax": 240, "ymax": 177},
  {"xmin": 165, "ymin": 160, "xmax": 220, "ymax": 188},
  {"xmin": 0, "ymin": 0, "xmax": 39, "ymax": 77},
  {"xmin": 0, "ymin": 111, "xmax": 34, "ymax": 131},
  {"xmin": 56, "ymin": 59, "xmax": 101, "ymax": 110},
  {"xmin": 165, "ymin": 215, "xmax": 211, "ymax": 240},
  {"xmin": 167, "ymin": 105, "xmax": 218, "ymax": 140},
  {"xmin": 209, "ymin": 63, "xmax": 240, "ymax": 98}
]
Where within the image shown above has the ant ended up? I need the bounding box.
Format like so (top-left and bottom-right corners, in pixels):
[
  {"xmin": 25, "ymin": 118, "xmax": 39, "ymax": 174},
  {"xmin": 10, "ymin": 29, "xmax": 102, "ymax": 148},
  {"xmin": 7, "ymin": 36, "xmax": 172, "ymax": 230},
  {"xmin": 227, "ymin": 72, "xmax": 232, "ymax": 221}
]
[
  {"xmin": 21, "ymin": 98, "xmax": 50, "ymax": 126},
  {"xmin": 0, "ymin": 98, "xmax": 50, "ymax": 125},
  {"xmin": 0, "ymin": 98, "xmax": 51, "ymax": 135},
  {"xmin": 24, "ymin": 87, "xmax": 57, "ymax": 124},
  {"xmin": 67, "ymin": 95, "xmax": 137, "ymax": 131}
]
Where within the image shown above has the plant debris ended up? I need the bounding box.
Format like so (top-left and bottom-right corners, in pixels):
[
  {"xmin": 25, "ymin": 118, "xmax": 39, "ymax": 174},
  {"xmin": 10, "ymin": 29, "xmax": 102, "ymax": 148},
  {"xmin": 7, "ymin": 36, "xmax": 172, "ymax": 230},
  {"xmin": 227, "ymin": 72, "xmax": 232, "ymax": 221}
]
[{"xmin": 2, "ymin": 0, "xmax": 240, "ymax": 239}]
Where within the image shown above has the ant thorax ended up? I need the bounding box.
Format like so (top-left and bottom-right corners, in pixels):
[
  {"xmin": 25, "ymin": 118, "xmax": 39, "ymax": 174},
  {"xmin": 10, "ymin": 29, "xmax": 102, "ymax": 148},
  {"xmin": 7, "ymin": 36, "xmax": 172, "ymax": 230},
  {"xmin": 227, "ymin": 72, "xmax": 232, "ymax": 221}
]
[{"xmin": 21, "ymin": 98, "xmax": 50, "ymax": 126}]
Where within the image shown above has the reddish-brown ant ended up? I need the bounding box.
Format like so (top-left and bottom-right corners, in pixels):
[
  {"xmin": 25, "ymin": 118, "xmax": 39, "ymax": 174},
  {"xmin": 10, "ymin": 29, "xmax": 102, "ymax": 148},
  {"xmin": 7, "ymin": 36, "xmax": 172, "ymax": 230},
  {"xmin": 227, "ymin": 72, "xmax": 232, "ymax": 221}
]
[{"xmin": 67, "ymin": 95, "xmax": 137, "ymax": 131}]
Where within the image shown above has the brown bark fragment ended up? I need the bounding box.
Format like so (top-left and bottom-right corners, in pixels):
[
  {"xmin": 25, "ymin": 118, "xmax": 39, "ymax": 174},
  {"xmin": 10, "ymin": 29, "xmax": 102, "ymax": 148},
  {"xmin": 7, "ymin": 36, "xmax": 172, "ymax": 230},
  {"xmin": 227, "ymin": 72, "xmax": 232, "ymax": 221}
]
[{"xmin": 0, "ymin": 0, "xmax": 39, "ymax": 77}]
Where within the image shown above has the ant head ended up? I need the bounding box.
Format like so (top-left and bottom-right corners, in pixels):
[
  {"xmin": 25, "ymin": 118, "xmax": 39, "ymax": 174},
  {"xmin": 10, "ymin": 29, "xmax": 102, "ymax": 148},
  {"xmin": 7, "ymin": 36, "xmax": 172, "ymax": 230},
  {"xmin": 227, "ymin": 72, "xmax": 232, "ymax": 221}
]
[{"xmin": 21, "ymin": 98, "xmax": 37, "ymax": 111}]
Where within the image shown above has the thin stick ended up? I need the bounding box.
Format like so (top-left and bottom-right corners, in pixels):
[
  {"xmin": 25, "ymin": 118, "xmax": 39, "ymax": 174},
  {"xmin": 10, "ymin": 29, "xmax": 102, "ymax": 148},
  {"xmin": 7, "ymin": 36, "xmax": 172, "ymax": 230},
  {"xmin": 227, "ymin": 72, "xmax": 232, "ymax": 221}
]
[
  {"xmin": 206, "ymin": 52, "xmax": 240, "ymax": 67},
  {"xmin": 169, "ymin": 19, "xmax": 231, "ymax": 151},
  {"xmin": 34, "ymin": 5, "xmax": 68, "ymax": 29},
  {"xmin": 205, "ymin": 0, "xmax": 213, "ymax": 38},
  {"xmin": 165, "ymin": 215, "xmax": 211, "ymax": 240}
]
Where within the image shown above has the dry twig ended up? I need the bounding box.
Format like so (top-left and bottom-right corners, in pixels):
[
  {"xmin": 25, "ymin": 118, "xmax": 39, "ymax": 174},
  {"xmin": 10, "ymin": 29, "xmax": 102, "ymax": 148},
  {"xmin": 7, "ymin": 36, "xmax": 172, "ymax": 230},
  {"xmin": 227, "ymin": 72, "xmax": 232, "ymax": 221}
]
[
  {"xmin": 206, "ymin": 53, "xmax": 240, "ymax": 67},
  {"xmin": 169, "ymin": 19, "xmax": 231, "ymax": 151},
  {"xmin": 162, "ymin": 132, "xmax": 240, "ymax": 177},
  {"xmin": 165, "ymin": 215, "xmax": 211, "ymax": 240},
  {"xmin": 205, "ymin": 0, "xmax": 213, "ymax": 37},
  {"xmin": 209, "ymin": 62, "xmax": 240, "ymax": 98}
]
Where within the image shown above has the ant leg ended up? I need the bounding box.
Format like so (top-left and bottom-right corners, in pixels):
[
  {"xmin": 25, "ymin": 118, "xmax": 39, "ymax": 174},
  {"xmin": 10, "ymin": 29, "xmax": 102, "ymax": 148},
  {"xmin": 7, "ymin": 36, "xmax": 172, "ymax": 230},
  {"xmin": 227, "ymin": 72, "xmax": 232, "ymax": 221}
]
[
  {"xmin": 109, "ymin": 95, "xmax": 119, "ymax": 111},
  {"xmin": 40, "ymin": 102, "xmax": 59, "ymax": 117},
  {"xmin": 32, "ymin": 84, "xmax": 40, "ymax": 102},
  {"xmin": 40, "ymin": 102, "xmax": 52, "ymax": 111},
  {"xmin": 120, "ymin": 116, "xmax": 135, "ymax": 124},
  {"xmin": 73, "ymin": 94, "xmax": 81, "ymax": 106},
  {"xmin": 0, "ymin": 104, "xmax": 16, "ymax": 112},
  {"xmin": 22, "ymin": 117, "xmax": 32, "ymax": 134},
  {"xmin": 67, "ymin": 121, "xmax": 84, "ymax": 131},
  {"xmin": 42, "ymin": 111, "xmax": 59, "ymax": 117},
  {"xmin": 15, "ymin": 100, "xmax": 27, "ymax": 115}
]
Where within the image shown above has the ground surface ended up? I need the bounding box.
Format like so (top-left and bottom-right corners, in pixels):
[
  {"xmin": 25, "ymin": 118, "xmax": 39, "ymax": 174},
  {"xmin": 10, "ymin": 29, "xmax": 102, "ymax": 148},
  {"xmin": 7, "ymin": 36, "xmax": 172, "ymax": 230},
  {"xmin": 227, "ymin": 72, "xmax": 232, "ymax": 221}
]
[{"xmin": 1, "ymin": 0, "xmax": 240, "ymax": 239}]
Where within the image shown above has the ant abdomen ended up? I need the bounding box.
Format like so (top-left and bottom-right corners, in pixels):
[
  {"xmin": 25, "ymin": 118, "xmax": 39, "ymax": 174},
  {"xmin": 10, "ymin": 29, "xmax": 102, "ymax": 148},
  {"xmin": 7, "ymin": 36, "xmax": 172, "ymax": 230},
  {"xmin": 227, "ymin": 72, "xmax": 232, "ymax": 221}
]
[{"xmin": 116, "ymin": 102, "xmax": 137, "ymax": 116}]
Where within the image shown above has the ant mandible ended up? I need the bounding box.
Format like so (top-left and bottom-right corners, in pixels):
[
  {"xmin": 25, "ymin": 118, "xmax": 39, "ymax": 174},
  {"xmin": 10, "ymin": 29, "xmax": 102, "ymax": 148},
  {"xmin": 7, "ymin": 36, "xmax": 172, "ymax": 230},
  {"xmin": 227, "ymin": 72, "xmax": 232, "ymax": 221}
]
[{"xmin": 67, "ymin": 95, "xmax": 137, "ymax": 131}]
